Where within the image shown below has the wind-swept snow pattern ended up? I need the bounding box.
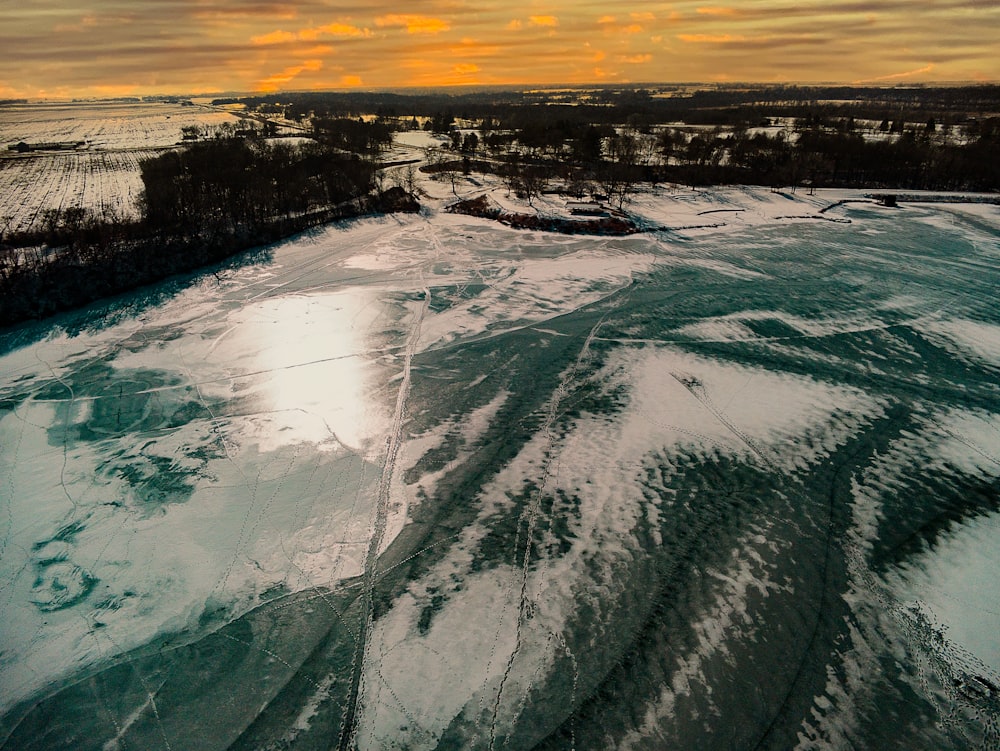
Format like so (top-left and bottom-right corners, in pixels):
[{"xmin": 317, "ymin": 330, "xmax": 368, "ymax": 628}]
[{"xmin": 1, "ymin": 190, "xmax": 1000, "ymax": 750}]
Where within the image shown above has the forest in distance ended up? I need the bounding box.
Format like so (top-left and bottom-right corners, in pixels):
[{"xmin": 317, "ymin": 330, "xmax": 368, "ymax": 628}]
[
  {"xmin": 227, "ymin": 83, "xmax": 1000, "ymax": 186},
  {"xmin": 1, "ymin": 83, "xmax": 998, "ymax": 328}
]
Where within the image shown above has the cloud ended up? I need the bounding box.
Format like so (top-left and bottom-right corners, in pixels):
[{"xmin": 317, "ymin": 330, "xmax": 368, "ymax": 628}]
[
  {"xmin": 92, "ymin": 83, "xmax": 143, "ymax": 97},
  {"xmin": 255, "ymin": 58, "xmax": 323, "ymax": 92},
  {"xmin": 529, "ymin": 15, "xmax": 559, "ymax": 27},
  {"xmin": 250, "ymin": 20, "xmax": 372, "ymax": 45},
  {"xmin": 0, "ymin": 81, "xmax": 26, "ymax": 98},
  {"xmin": 3, "ymin": 0, "xmax": 999, "ymax": 96},
  {"xmin": 677, "ymin": 33, "xmax": 745, "ymax": 43},
  {"xmin": 299, "ymin": 23, "xmax": 370, "ymax": 40},
  {"xmin": 852, "ymin": 63, "xmax": 934, "ymax": 83},
  {"xmin": 375, "ymin": 14, "xmax": 450, "ymax": 34},
  {"xmin": 193, "ymin": 4, "xmax": 300, "ymax": 21},
  {"xmin": 54, "ymin": 15, "xmax": 98, "ymax": 33},
  {"xmin": 54, "ymin": 12, "xmax": 136, "ymax": 34},
  {"xmin": 453, "ymin": 63, "xmax": 480, "ymax": 74},
  {"xmin": 621, "ymin": 53, "xmax": 652, "ymax": 64},
  {"xmin": 676, "ymin": 31, "xmax": 832, "ymax": 51},
  {"xmin": 302, "ymin": 44, "xmax": 334, "ymax": 56},
  {"xmin": 449, "ymin": 39, "xmax": 501, "ymax": 57},
  {"xmin": 598, "ymin": 15, "xmax": 647, "ymax": 35},
  {"xmin": 251, "ymin": 30, "xmax": 297, "ymax": 45}
]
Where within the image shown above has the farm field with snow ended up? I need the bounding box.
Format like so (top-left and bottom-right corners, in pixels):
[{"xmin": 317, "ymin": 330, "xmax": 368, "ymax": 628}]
[
  {"xmin": 2, "ymin": 124, "xmax": 1000, "ymax": 749},
  {"xmin": 0, "ymin": 101, "xmax": 238, "ymax": 150},
  {"xmin": 0, "ymin": 150, "xmax": 149, "ymax": 232},
  {"xmin": 0, "ymin": 101, "xmax": 239, "ymax": 234}
]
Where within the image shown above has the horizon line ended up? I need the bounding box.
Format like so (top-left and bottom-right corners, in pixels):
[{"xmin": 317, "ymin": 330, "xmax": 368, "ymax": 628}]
[{"xmin": 5, "ymin": 79, "xmax": 1000, "ymax": 104}]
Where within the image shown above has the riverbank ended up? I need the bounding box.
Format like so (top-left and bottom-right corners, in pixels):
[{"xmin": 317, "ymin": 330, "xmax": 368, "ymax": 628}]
[{"xmin": 0, "ymin": 187, "xmax": 419, "ymax": 328}]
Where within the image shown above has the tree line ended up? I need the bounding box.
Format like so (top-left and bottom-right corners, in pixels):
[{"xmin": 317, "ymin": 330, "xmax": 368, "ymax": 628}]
[
  {"xmin": 422, "ymin": 110, "xmax": 998, "ymax": 207},
  {"xmin": 234, "ymin": 86, "xmax": 997, "ymax": 207},
  {"xmin": 222, "ymin": 84, "xmax": 1000, "ymax": 135}
]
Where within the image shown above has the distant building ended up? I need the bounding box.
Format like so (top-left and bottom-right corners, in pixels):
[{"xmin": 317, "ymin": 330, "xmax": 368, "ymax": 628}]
[
  {"xmin": 8, "ymin": 140, "xmax": 85, "ymax": 152},
  {"xmin": 567, "ymin": 201, "xmax": 609, "ymax": 217}
]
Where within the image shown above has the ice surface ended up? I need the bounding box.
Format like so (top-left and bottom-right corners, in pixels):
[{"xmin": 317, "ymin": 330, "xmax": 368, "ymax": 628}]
[
  {"xmin": 2, "ymin": 181, "xmax": 1000, "ymax": 749},
  {"xmin": 415, "ymin": 245, "xmax": 655, "ymax": 351}
]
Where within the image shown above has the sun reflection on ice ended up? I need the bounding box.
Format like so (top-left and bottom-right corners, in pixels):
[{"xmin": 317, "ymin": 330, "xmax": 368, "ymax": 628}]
[{"xmin": 225, "ymin": 291, "xmax": 391, "ymax": 455}]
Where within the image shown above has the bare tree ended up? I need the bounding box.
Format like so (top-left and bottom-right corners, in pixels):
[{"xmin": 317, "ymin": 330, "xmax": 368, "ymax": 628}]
[
  {"xmin": 501, "ymin": 152, "xmax": 521, "ymax": 198},
  {"xmin": 518, "ymin": 163, "xmax": 547, "ymax": 206},
  {"xmin": 372, "ymin": 163, "xmax": 387, "ymax": 194},
  {"xmin": 392, "ymin": 163, "xmax": 419, "ymax": 196},
  {"xmin": 427, "ymin": 147, "xmax": 459, "ymax": 196},
  {"xmin": 599, "ymin": 133, "xmax": 642, "ymax": 210}
]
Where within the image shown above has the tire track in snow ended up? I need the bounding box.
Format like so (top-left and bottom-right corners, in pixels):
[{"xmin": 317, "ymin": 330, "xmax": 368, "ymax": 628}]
[
  {"xmin": 670, "ymin": 373, "xmax": 775, "ymax": 468},
  {"xmin": 488, "ymin": 305, "xmax": 612, "ymax": 751},
  {"xmin": 340, "ymin": 282, "xmax": 431, "ymax": 749}
]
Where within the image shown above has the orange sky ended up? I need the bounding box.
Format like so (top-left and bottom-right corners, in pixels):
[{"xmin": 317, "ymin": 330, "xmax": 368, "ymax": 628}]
[{"xmin": 2, "ymin": 1, "xmax": 997, "ymax": 98}]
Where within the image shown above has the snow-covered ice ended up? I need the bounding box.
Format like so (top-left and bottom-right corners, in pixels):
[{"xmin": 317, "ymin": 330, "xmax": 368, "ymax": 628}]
[{"xmin": 1, "ymin": 177, "xmax": 1000, "ymax": 749}]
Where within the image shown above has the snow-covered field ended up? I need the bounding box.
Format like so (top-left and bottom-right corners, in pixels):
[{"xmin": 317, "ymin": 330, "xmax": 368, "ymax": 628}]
[
  {"xmin": 0, "ymin": 101, "xmax": 237, "ymax": 150},
  {"xmin": 0, "ymin": 101, "xmax": 239, "ymax": 233},
  {"xmin": 1, "ymin": 116, "xmax": 1000, "ymax": 749},
  {"xmin": 0, "ymin": 150, "xmax": 150, "ymax": 232}
]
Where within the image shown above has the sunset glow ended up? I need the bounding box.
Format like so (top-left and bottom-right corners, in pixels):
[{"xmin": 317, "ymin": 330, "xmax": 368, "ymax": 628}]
[{"xmin": 1, "ymin": 1, "xmax": 997, "ymax": 98}]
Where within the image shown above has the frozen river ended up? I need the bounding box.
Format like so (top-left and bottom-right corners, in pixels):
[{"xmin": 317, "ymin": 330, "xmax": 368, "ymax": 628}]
[{"xmin": 1, "ymin": 189, "xmax": 999, "ymax": 749}]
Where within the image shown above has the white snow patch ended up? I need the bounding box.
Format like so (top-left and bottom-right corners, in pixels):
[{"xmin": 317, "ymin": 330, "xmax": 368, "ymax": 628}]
[
  {"xmin": 921, "ymin": 318, "xmax": 1000, "ymax": 368},
  {"xmin": 813, "ymin": 406, "xmax": 1000, "ymax": 748},
  {"xmin": 672, "ymin": 256, "xmax": 770, "ymax": 279},
  {"xmin": 619, "ymin": 525, "xmax": 789, "ymax": 751},
  {"xmin": 619, "ymin": 347, "xmax": 883, "ymax": 472},
  {"xmin": 355, "ymin": 566, "xmax": 526, "ymax": 749},
  {"xmin": 676, "ymin": 309, "xmax": 876, "ymax": 344},
  {"xmin": 381, "ymin": 389, "xmax": 511, "ymax": 554},
  {"xmin": 416, "ymin": 249, "xmax": 654, "ymax": 351}
]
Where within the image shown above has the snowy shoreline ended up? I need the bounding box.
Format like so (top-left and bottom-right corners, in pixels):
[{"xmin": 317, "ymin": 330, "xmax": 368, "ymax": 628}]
[{"xmin": 427, "ymin": 178, "xmax": 1000, "ymax": 240}]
